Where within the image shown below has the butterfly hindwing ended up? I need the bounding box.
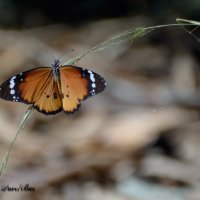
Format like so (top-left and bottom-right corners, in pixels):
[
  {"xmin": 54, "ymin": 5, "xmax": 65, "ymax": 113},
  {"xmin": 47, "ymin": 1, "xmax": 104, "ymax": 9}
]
[
  {"xmin": 60, "ymin": 65, "xmax": 106, "ymax": 114},
  {"xmin": 0, "ymin": 68, "xmax": 62, "ymax": 115}
]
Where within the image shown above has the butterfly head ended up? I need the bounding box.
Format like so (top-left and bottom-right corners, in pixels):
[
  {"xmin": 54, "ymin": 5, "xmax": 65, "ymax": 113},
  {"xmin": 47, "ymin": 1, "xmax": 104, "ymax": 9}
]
[{"xmin": 52, "ymin": 59, "xmax": 60, "ymax": 69}]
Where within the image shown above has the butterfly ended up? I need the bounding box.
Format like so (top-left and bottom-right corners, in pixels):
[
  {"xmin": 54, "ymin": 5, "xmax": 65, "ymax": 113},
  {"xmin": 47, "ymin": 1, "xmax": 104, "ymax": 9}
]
[{"xmin": 0, "ymin": 59, "xmax": 106, "ymax": 115}]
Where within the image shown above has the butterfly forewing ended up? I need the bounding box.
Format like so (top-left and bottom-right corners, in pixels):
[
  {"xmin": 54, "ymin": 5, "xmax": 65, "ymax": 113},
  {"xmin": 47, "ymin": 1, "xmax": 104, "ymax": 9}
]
[{"xmin": 60, "ymin": 65, "xmax": 106, "ymax": 114}]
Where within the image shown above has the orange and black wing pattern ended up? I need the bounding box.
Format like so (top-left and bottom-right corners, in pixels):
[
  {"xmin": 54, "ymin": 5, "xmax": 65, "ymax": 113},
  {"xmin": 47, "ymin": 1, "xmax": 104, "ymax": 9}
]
[
  {"xmin": 0, "ymin": 62, "xmax": 106, "ymax": 115},
  {"xmin": 0, "ymin": 67, "xmax": 62, "ymax": 115},
  {"xmin": 60, "ymin": 65, "xmax": 106, "ymax": 114}
]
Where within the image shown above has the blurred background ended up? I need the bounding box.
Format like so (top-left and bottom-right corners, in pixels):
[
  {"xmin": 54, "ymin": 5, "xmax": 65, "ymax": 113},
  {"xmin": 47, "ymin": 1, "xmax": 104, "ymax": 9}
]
[{"xmin": 0, "ymin": 0, "xmax": 200, "ymax": 199}]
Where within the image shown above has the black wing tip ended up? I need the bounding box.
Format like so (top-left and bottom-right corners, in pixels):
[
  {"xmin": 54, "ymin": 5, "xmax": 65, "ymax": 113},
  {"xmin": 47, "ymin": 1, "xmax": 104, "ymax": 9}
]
[
  {"xmin": 87, "ymin": 75, "xmax": 106, "ymax": 99},
  {"xmin": 0, "ymin": 73, "xmax": 26, "ymax": 102},
  {"xmin": 98, "ymin": 76, "xmax": 107, "ymax": 92},
  {"xmin": 81, "ymin": 68, "xmax": 107, "ymax": 100}
]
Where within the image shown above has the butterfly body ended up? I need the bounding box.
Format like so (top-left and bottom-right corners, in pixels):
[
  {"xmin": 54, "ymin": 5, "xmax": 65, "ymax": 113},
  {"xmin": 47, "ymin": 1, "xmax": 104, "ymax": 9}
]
[
  {"xmin": 0, "ymin": 60, "xmax": 106, "ymax": 115},
  {"xmin": 52, "ymin": 59, "xmax": 62, "ymax": 94}
]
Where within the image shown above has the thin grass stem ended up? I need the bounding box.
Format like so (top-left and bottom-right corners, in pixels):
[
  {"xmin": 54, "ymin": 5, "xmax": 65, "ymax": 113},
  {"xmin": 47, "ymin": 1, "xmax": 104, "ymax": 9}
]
[{"xmin": 0, "ymin": 106, "xmax": 34, "ymax": 176}]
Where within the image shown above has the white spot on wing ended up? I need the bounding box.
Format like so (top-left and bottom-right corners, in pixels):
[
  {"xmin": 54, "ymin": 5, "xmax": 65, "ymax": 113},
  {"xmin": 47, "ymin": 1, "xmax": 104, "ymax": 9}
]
[
  {"xmin": 9, "ymin": 76, "xmax": 16, "ymax": 89},
  {"xmin": 92, "ymin": 83, "xmax": 96, "ymax": 88},
  {"xmin": 10, "ymin": 89, "xmax": 15, "ymax": 95},
  {"xmin": 9, "ymin": 81, "xmax": 15, "ymax": 89},
  {"xmin": 88, "ymin": 71, "xmax": 95, "ymax": 82}
]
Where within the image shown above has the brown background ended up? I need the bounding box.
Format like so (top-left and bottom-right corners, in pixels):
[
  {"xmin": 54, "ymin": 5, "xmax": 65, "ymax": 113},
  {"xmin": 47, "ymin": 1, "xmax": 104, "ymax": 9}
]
[{"xmin": 0, "ymin": 1, "xmax": 200, "ymax": 199}]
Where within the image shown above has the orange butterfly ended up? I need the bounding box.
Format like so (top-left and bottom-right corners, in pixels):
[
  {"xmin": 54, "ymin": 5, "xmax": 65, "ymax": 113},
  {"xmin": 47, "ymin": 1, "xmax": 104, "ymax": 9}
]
[{"xmin": 0, "ymin": 59, "xmax": 106, "ymax": 115}]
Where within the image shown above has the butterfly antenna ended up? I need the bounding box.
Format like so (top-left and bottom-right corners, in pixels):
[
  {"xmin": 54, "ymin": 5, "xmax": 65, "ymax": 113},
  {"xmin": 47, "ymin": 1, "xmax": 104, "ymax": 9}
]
[
  {"xmin": 43, "ymin": 48, "xmax": 59, "ymax": 65},
  {"xmin": 57, "ymin": 54, "xmax": 62, "ymax": 61},
  {"xmin": 56, "ymin": 48, "xmax": 76, "ymax": 65},
  {"xmin": 44, "ymin": 48, "xmax": 75, "ymax": 66}
]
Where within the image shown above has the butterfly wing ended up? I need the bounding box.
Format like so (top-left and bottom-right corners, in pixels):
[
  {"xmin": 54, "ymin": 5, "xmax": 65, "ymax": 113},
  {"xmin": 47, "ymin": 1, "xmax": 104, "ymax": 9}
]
[
  {"xmin": 60, "ymin": 65, "xmax": 106, "ymax": 114},
  {"xmin": 0, "ymin": 67, "xmax": 62, "ymax": 115}
]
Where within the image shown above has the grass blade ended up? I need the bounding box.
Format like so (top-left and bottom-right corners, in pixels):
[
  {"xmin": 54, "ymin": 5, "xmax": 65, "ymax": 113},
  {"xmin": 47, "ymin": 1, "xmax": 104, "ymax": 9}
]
[
  {"xmin": 176, "ymin": 18, "xmax": 200, "ymax": 25},
  {"xmin": 0, "ymin": 106, "xmax": 34, "ymax": 176},
  {"xmin": 176, "ymin": 18, "xmax": 200, "ymax": 42},
  {"xmin": 64, "ymin": 27, "xmax": 153, "ymax": 65},
  {"xmin": 64, "ymin": 23, "xmax": 193, "ymax": 66}
]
